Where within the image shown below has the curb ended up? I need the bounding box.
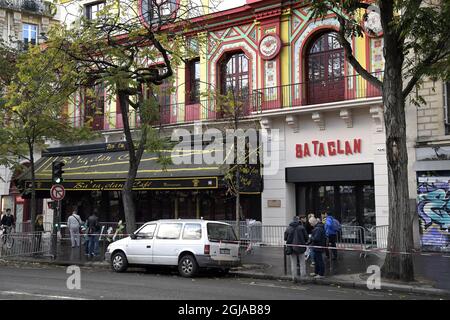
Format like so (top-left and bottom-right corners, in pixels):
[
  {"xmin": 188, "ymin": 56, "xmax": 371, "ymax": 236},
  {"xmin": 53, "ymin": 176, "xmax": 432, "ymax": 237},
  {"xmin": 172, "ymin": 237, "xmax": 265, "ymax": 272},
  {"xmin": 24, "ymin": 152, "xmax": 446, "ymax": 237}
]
[
  {"xmin": 4, "ymin": 259, "xmax": 450, "ymax": 298},
  {"xmin": 229, "ymin": 271, "xmax": 450, "ymax": 298},
  {"xmin": 4, "ymin": 258, "xmax": 110, "ymax": 269}
]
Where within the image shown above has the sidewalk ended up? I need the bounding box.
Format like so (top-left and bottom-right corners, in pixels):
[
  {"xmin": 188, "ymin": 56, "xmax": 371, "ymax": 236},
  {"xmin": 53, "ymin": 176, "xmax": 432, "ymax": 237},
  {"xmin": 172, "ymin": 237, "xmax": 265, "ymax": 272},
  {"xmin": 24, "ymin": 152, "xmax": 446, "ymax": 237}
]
[
  {"xmin": 233, "ymin": 246, "xmax": 450, "ymax": 297},
  {"xmin": 5, "ymin": 241, "xmax": 450, "ymax": 298}
]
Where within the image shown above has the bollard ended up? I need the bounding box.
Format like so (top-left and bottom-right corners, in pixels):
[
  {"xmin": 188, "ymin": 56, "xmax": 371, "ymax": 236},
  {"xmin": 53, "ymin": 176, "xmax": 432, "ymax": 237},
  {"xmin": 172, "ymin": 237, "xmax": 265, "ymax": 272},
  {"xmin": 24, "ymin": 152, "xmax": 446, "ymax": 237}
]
[{"xmin": 283, "ymin": 245, "xmax": 287, "ymax": 275}]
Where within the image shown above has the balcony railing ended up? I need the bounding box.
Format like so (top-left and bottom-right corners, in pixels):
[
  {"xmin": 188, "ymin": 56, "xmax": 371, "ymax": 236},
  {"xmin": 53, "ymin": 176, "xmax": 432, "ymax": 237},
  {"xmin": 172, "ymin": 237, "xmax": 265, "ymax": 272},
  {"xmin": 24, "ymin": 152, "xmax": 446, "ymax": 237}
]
[
  {"xmin": 69, "ymin": 73, "xmax": 383, "ymax": 131},
  {"xmin": 0, "ymin": 0, "xmax": 54, "ymax": 15},
  {"xmin": 72, "ymin": 112, "xmax": 126, "ymax": 132},
  {"xmin": 159, "ymin": 98, "xmax": 254, "ymax": 126},
  {"xmin": 252, "ymin": 72, "xmax": 383, "ymax": 112}
]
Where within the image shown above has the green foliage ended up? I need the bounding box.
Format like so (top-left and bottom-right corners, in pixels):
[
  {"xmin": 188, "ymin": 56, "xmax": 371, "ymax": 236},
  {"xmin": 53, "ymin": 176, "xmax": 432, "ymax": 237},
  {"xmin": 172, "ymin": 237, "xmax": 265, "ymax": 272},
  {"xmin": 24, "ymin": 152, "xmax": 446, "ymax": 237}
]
[
  {"xmin": 309, "ymin": 0, "xmax": 450, "ymax": 94},
  {"xmin": 0, "ymin": 42, "xmax": 93, "ymax": 171}
]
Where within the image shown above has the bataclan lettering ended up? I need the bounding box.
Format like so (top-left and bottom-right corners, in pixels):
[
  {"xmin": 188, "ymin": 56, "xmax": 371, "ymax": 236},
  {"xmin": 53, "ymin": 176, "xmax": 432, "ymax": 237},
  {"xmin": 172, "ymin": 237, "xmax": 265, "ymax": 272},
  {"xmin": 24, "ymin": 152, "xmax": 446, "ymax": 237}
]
[{"xmin": 295, "ymin": 139, "xmax": 362, "ymax": 158}]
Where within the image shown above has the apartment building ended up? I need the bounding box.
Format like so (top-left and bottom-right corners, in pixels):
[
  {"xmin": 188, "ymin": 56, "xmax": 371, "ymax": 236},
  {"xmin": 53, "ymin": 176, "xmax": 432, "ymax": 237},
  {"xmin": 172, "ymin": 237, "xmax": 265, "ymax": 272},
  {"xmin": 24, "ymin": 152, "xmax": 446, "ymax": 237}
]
[{"xmin": 0, "ymin": 0, "xmax": 58, "ymax": 228}]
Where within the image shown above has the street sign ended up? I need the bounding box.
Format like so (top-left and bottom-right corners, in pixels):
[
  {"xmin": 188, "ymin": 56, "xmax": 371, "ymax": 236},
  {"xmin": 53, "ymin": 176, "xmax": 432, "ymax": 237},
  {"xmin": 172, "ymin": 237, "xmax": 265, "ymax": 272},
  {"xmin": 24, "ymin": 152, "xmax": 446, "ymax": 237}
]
[{"xmin": 50, "ymin": 184, "xmax": 65, "ymax": 201}]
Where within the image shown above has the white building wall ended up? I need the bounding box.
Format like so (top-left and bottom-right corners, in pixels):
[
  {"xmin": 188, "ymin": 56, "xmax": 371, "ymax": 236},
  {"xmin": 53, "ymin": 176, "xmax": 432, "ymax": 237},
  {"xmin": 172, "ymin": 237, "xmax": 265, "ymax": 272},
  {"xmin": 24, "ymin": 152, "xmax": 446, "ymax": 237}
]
[{"xmin": 261, "ymin": 105, "xmax": 388, "ymax": 227}]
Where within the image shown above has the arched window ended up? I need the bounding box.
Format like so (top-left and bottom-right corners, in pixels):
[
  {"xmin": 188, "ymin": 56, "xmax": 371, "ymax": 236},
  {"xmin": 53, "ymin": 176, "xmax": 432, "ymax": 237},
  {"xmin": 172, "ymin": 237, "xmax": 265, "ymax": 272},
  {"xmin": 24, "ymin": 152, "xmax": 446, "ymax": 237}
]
[
  {"xmin": 306, "ymin": 32, "xmax": 345, "ymax": 104},
  {"xmin": 220, "ymin": 51, "xmax": 249, "ymax": 98}
]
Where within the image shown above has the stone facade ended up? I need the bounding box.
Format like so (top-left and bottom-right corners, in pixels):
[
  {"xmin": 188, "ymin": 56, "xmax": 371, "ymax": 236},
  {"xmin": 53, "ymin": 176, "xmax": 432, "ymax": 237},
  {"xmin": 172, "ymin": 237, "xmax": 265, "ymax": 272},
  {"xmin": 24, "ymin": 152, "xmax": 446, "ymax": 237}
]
[{"xmin": 409, "ymin": 79, "xmax": 450, "ymax": 251}]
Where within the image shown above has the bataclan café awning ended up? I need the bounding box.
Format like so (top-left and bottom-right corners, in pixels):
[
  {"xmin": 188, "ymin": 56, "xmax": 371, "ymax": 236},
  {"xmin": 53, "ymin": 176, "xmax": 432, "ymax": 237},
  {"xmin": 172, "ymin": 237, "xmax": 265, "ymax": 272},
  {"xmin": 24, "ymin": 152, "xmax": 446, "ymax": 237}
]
[{"xmin": 17, "ymin": 142, "xmax": 262, "ymax": 193}]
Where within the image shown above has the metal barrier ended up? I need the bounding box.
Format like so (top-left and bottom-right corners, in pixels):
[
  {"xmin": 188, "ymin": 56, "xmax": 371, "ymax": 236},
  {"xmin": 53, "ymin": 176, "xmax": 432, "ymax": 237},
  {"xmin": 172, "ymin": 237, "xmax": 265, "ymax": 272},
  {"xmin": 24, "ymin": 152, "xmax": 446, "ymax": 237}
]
[
  {"xmin": 336, "ymin": 225, "xmax": 366, "ymax": 250},
  {"xmin": 14, "ymin": 220, "xmax": 385, "ymax": 250},
  {"xmin": 0, "ymin": 231, "xmax": 51, "ymax": 258},
  {"xmin": 224, "ymin": 222, "xmax": 370, "ymax": 249},
  {"xmin": 368, "ymin": 225, "xmax": 389, "ymax": 249},
  {"xmin": 15, "ymin": 222, "xmax": 53, "ymax": 233}
]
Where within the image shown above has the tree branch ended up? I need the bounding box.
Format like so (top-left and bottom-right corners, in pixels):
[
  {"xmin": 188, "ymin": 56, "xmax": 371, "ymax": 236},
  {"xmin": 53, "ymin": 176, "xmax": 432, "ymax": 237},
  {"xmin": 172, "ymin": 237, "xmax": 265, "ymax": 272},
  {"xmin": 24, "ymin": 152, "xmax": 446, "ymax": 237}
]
[
  {"xmin": 399, "ymin": 0, "xmax": 423, "ymax": 37},
  {"xmin": 335, "ymin": 14, "xmax": 382, "ymax": 89},
  {"xmin": 403, "ymin": 38, "xmax": 450, "ymax": 98}
]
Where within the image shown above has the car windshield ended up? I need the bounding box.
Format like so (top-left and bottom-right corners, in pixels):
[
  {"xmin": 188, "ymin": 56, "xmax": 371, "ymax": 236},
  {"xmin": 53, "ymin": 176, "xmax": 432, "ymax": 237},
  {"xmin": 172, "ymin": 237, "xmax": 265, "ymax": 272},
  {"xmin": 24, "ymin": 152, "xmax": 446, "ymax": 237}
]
[{"xmin": 207, "ymin": 223, "xmax": 237, "ymax": 242}]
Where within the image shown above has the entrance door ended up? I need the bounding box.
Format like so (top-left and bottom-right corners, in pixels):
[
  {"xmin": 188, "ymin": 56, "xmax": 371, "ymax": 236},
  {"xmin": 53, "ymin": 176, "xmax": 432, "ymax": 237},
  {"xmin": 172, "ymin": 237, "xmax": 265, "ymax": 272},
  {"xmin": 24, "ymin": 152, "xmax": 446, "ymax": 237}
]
[
  {"xmin": 296, "ymin": 182, "xmax": 375, "ymax": 229},
  {"xmin": 307, "ymin": 32, "xmax": 345, "ymax": 105}
]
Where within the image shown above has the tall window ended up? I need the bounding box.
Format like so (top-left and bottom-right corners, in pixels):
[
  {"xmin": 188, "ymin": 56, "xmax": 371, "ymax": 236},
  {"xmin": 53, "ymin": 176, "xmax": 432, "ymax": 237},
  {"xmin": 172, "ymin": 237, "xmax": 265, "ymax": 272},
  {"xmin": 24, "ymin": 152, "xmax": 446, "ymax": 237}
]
[
  {"xmin": 143, "ymin": 66, "xmax": 172, "ymax": 124},
  {"xmin": 306, "ymin": 32, "xmax": 345, "ymax": 104},
  {"xmin": 220, "ymin": 52, "xmax": 249, "ymax": 97},
  {"xmin": 154, "ymin": 67, "xmax": 171, "ymax": 107},
  {"xmin": 84, "ymin": 84, "xmax": 105, "ymax": 130},
  {"xmin": 445, "ymin": 82, "xmax": 450, "ymax": 135},
  {"xmin": 22, "ymin": 23, "xmax": 37, "ymax": 49},
  {"xmin": 85, "ymin": 1, "xmax": 105, "ymax": 20},
  {"xmin": 141, "ymin": 0, "xmax": 177, "ymax": 24},
  {"xmin": 186, "ymin": 59, "xmax": 200, "ymax": 104}
]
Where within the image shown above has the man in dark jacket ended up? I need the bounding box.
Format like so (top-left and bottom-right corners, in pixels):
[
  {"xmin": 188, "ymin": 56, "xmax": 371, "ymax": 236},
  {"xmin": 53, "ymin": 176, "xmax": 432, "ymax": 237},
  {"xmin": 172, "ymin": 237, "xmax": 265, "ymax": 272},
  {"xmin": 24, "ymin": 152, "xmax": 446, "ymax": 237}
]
[
  {"xmin": 284, "ymin": 216, "xmax": 308, "ymax": 282},
  {"xmin": 1, "ymin": 209, "xmax": 15, "ymax": 232},
  {"xmin": 87, "ymin": 210, "xmax": 101, "ymax": 257},
  {"xmin": 309, "ymin": 217, "xmax": 326, "ymax": 278}
]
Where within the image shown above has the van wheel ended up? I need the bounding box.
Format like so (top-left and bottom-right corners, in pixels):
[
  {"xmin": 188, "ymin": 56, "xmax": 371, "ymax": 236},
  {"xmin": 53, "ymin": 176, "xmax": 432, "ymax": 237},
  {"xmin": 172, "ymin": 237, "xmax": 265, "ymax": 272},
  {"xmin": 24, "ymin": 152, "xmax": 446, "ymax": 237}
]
[
  {"xmin": 111, "ymin": 251, "xmax": 128, "ymax": 273},
  {"xmin": 178, "ymin": 254, "xmax": 198, "ymax": 278}
]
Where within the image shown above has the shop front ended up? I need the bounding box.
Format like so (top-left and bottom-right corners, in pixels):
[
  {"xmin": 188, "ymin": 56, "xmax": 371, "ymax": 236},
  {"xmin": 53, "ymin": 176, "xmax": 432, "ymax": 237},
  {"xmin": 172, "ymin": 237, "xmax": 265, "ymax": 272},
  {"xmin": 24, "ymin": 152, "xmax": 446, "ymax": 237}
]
[
  {"xmin": 260, "ymin": 106, "xmax": 389, "ymax": 228},
  {"xmin": 415, "ymin": 145, "xmax": 450, "ymax": 251},
  {"xmin": 287, "ymin": 164, "xmax": 375, "ymax": 229},
  {"xmin": 17, "ymin": 142, "xmax": 262, "ymax": 224}
]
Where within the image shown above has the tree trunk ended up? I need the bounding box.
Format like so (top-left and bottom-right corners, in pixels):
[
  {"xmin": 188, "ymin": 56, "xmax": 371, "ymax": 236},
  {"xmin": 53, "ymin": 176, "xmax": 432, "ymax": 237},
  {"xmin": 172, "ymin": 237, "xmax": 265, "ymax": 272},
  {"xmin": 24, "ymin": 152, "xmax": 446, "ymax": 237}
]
[
  {"xmin": 118, "ymin": 90, "xmax": 148, "ymax": 235},
  {"xmin": 29, "ymin": 143, "xmax": 36, "ymax": 232},
  {"xmin": 235, "ymin": 166, "xmax": 240, "ymax": 239},
  {"xmin": 122, "ymin": 173, "xmax": 137, "ymax": 235},
  {"xmin": 380, "ymin": 36, "xmax": 415, "ymax": 281}
]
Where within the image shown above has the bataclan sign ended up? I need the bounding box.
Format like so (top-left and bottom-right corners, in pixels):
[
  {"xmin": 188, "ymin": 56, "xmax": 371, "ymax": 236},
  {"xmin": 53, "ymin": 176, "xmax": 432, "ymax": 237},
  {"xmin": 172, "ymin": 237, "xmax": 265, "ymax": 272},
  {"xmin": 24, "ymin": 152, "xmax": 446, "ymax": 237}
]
[{"xmin": 295, "ymin": 139, "xmax": 362, "ymax": 158}]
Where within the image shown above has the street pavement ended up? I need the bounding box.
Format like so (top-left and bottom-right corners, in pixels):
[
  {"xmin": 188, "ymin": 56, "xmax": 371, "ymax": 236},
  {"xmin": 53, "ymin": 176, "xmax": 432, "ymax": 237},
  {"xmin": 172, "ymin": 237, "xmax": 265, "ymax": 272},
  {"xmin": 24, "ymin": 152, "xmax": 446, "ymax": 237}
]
[
  {"xmin": 4, "ymin": 239, "xmax": 449, "ymax": 297},
  {"xmin": 240, "ymin": 246, "xmax": 450, "ymax": 291},
  {"xmin": 0, "ymin": 262, "xmax": 441, "ymax": 300}
]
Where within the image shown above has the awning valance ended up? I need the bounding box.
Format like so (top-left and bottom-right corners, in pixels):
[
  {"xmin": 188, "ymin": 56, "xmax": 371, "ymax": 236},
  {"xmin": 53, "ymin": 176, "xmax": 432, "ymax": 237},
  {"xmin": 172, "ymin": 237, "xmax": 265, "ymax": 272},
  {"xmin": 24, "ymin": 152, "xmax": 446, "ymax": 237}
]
[{"xmin": 19, "ymin": 150, "xmax": 223, "ymax": 191}]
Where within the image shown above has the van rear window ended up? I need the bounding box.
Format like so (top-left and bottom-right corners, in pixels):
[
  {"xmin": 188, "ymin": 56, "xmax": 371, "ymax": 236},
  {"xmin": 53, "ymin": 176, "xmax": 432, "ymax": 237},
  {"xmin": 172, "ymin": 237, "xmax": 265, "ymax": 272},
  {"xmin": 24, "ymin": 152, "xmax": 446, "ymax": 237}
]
[{"xmin": 207, "ymin": 223, "xmax": 237, "ymax": 242}]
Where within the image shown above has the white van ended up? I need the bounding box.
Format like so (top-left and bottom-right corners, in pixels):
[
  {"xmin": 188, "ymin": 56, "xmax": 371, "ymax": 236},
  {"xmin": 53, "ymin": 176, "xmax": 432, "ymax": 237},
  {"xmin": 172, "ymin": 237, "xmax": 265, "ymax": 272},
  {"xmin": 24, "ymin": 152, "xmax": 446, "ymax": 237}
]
[{"xmin": 105, "ymin": 219, "xmax": 240, "ymax": 277}]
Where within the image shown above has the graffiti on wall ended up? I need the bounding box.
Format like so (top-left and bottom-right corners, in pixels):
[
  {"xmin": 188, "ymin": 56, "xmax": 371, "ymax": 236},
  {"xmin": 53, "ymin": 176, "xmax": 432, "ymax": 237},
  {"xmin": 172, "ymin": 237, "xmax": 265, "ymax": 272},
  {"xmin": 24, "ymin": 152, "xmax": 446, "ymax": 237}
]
[{"xmin": 417, "ymin": 177, "xmax": 450, "ymax": 249}]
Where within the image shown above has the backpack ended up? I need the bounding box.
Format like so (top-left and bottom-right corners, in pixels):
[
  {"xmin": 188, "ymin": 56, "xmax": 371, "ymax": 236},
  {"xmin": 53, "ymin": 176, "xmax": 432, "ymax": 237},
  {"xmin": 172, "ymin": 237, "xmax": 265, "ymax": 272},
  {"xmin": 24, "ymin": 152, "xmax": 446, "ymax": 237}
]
[{"xmin": 331, "ymin": 218, "xmax": 341, "ymax": 233}]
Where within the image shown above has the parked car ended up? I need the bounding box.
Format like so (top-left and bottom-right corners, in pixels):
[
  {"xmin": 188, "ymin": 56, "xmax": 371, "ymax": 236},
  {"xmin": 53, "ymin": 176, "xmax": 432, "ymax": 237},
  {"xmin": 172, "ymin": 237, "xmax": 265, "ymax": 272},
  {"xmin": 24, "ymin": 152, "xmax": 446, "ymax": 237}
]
[{"xmin": 105, "ymin": 219, "xmax": 240, "ymax": 277}]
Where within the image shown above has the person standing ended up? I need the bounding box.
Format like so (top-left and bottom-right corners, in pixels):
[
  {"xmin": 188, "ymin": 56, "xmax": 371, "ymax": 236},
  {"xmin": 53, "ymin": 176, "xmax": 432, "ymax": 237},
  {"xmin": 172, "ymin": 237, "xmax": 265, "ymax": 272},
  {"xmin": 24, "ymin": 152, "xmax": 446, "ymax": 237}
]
[
  {"xmin": 321, "ymin": 211, "xmax": 339, "ymax": 260},
  {"xmin": 1, "ymin": 208, "xmax": 15, "ymax": 232},
  {"xmin": 309, "ymin": 217, "xmax": 326, "ymax": 278},
  {"xmin": 87, "ymin": 210, "xmax": 100, "ymax": 257},
  {"xmin": 34, "ymin": 214, "xmax": 45, "ymax": 254},
  {"xmin": 284, "ymin": 216, "xmax": 308, "ymax": 282},
  {"xmin": 67, "ymin": 209, "xmax": 82, "ymax": 248},
  {"xmin": 304, "ymin": 213, "xmax": 315, "ymax": 264}
]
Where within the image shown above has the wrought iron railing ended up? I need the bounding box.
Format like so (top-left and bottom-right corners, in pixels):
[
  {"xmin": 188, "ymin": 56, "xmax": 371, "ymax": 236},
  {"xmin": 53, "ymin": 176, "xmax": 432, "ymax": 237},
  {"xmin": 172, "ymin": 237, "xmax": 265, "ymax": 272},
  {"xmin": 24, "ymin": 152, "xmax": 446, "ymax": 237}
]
[
  {"xmin": 69, "ymin": 73, "xmax": 383, "ymax": 131},
  {"xmin": 0, "ymin": 0, "xmax": 54, "ymax": 15},
  {"xmin": 252, "ymin": 72, "xmax": 383, "ymax": 112}
]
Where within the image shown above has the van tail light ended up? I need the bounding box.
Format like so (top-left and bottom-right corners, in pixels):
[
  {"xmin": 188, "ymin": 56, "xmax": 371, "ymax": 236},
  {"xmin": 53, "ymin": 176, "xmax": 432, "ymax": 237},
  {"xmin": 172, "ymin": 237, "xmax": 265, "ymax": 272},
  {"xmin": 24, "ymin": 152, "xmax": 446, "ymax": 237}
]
[{"xmin": 204, "ymin": 244, "xmax": 210, "ymax": 255}]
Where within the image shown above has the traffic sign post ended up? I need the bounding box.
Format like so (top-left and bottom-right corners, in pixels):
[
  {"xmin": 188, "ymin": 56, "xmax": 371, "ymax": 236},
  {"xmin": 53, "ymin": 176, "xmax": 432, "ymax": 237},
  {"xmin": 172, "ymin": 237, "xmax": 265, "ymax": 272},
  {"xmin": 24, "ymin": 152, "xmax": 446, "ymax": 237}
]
[
  {"xmin": 50, "ymin": 185, "xmax": 65, "ymax": 201},
  {"xmin": 50, "ymin": 185, "xmax": 65, "ymax": 259}
]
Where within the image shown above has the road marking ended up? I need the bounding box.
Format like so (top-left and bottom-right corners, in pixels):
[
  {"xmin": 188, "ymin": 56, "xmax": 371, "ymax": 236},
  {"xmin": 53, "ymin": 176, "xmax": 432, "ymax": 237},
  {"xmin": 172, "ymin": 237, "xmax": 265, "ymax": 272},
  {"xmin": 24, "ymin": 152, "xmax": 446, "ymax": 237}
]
[
  {"xmin": 243, "ymin": 281, "xmax": 308, "ymax": 291},
  {"xmin": 0, "ymin": 291, "xmax": 87, "ymax": 300}
]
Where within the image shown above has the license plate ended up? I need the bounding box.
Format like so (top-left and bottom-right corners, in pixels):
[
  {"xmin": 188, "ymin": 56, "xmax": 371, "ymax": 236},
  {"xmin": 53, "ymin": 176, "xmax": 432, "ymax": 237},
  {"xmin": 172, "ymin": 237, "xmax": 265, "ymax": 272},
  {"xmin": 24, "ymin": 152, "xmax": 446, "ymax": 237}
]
[{"xmin": 220, "ymin": 248, "xmax": 230, "ymax": 254}]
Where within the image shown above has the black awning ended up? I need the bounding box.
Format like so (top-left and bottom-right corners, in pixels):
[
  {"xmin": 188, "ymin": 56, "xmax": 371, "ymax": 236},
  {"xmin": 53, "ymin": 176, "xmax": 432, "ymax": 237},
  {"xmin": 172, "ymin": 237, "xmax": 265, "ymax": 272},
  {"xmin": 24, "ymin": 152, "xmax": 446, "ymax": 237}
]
[
  {"xmin": 286, "ymin": 163, "xmax": 374, "ymax": 183},
  {"xmin": 19, "ymin": 149, "xmax": 223, "ymax": 191}
]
